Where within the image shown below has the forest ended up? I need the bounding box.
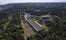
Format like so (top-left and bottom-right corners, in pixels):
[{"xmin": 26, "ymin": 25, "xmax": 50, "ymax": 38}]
[{"xmin": 0, "ymin": 3, "xmax": 66, "ymax": 40}]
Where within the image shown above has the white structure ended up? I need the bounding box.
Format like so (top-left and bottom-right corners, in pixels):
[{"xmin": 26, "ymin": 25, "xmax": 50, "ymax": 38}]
[
  {"xmin": 34, "ymin": 21, "xmax": 42, "ymax": 27},
  {"xmin": 24, "ymin": 14, "xmax": 43, "ymax": 32}
]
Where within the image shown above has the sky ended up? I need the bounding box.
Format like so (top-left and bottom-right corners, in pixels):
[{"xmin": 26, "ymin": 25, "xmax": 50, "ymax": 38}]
[{"xmin": 0, "ymin": 0, "xmax": 66, "ymax": 5}]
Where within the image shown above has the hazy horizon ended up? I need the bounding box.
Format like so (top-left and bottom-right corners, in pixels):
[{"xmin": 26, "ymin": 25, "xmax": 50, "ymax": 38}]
[{"xmin": 0, "ymin": 0, "xmax": 66, "ymax": 5}]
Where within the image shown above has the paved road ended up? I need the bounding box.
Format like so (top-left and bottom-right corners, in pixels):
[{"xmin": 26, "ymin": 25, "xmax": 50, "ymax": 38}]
[{"xmin": 20, "ymin": 14, "xmax": 36, "ymax": 40}]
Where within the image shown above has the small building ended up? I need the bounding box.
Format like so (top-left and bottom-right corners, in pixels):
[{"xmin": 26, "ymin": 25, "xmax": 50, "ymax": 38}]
[{"xmin": 40, "ymin": 15, "xmax": 53, "ymax": 22}]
